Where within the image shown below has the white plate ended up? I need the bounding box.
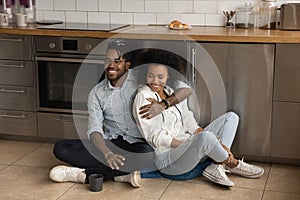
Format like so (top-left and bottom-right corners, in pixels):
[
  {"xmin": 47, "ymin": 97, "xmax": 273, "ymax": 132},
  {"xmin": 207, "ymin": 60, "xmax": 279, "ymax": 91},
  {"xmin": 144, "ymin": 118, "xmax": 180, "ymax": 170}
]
[{"xmin": 167, "ymin": 25, "xmax": 192, "ymax": 30}]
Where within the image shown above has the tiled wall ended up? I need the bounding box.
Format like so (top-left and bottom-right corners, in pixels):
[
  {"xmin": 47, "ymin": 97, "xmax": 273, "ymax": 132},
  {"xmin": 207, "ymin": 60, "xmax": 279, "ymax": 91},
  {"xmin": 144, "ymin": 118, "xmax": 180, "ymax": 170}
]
[{"xmin": 36, "ymin": 0, "xmax": 300, "ymax": 26}]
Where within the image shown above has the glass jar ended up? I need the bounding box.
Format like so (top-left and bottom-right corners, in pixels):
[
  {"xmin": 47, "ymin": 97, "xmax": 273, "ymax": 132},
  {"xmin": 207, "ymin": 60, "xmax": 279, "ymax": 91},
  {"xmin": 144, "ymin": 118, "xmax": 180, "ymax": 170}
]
[
  {"xmin": 235, "ymin": 4, "xmax": 254, "ymax": 29},
  {"xmin": 257, "ymin": 0, "xmax": 277, "ymax": 29},
  {"xmin": 19, "ymin": 0, "xmax": 35, "ymax": 23}
]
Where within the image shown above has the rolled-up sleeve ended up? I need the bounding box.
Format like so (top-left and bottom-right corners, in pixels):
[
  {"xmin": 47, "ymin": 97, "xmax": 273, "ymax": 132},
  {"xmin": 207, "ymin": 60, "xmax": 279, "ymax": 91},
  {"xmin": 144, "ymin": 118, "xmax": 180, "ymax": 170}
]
[
  {"xmin": 87, "ymin": 88, "xmax": 104, "ymax": 140},
  {"xmin": 133, "ymin": 88, "xmax": 173, "ymax": 148}
]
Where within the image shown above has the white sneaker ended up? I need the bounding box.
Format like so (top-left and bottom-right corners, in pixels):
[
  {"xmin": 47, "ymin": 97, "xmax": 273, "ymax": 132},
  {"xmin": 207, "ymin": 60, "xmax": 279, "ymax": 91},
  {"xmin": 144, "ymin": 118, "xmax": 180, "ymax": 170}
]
[
  {"xmin": 49, "ymin": 165, "xmax": 86, "ymax": 183},
  {"xmin": 202, "ymin": 164, "xmax": 234, "ymax": 187},
  {"xmin": 114, "ymin": 171, "xmax": 141, "ymax": 188},
  {"xmin": 226, "ymin": 159, "xmax": 264, "ymax": 178}
]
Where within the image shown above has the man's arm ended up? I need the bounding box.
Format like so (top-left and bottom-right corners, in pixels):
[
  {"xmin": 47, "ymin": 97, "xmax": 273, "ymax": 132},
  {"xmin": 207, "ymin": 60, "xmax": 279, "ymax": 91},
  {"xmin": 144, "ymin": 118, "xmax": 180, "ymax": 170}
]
[
  {"xmin": 139, "ymin": 87, "xmax": 192, "ymax": 119},
  {"xmin": 90, "ymin": 132, "xmax": 125, "ymax": 170}
]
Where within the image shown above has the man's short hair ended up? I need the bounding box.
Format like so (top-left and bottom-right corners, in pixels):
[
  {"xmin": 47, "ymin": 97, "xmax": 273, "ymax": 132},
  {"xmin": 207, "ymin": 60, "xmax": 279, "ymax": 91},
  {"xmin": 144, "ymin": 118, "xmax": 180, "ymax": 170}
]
[{"xmin": 107, "ymin": 40, "xmax": 131, "ymax": 62}]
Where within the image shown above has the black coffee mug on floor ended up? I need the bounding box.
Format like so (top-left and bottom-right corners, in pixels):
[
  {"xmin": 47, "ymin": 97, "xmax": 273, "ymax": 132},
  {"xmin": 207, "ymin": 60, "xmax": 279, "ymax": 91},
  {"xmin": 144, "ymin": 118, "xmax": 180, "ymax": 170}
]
[{"xmin": 89, "ymin": 174, "xmax": 104, "ymax": 192}]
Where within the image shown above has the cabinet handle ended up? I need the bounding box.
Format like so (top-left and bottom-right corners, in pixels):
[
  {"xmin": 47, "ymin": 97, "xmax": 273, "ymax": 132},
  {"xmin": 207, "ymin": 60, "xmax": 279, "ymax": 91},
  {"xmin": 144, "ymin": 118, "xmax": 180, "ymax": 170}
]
[
  {"xmin": 0, "ymin": 112, "xmax": 26, "ymax": 119},
  {"xmin": 0, "ymin": 38, "xmax": 23, "ymax": 42},
  {"xmin": 0, "ymin": 63, "xmax": 24, "ymax": 68},
  {"xmin": 192, "ymin": 48, "xmax": 196, "ymax": 83},
  {"xmin": 55, "ymin": 116, "xmax": 73, "ymax": 122},
  {"xmin": 0, "ymin": 88, "xmax": 27, "ymax": 93}
]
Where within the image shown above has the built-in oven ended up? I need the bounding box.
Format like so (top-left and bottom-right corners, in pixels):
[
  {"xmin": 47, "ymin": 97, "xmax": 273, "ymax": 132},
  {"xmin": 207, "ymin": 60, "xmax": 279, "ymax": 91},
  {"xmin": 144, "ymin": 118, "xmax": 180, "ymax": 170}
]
[
  {"xmin": 34, "ymin": 36, "xmax": 106, "ymax": 139},
  {"xmin": 35, "ymin": 36, "xmax": 106, "ymax": 114}
]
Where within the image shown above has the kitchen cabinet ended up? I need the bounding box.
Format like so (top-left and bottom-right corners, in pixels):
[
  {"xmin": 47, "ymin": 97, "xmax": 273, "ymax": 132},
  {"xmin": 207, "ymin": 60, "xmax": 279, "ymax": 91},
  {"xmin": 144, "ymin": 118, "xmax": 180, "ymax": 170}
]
[
  {"xmin": 188, "ymin": 42, "xmax": 274, "ymax": 161},
  {"xmin": 0, "ymin": 34, "xmax": 37, "ymax": 136},
  {"xmin": 272, "ymin": 44, "xmax": 300, "ymax": 161},
  {"xmin": 37, "ymin": 113, "xmax": 87, "ymax": 139}
]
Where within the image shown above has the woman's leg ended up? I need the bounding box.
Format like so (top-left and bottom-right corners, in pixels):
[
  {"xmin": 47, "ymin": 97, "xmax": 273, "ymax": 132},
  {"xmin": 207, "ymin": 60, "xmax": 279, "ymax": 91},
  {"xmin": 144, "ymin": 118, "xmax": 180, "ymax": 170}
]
[
  {"xmin": 158, "ymin": 131, "xmax": 229, "ymax": 175},
  {"xmin": 204, "ymin": 111, "xmax": 239, "ymax": 148}
]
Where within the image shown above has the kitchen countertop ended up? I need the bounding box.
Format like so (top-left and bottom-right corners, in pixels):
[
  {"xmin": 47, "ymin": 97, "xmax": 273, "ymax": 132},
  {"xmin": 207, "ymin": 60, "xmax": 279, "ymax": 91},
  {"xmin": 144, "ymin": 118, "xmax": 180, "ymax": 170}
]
[{"xmin": 1, "ymin": 24, "xmax": 300, "ymax": 43}]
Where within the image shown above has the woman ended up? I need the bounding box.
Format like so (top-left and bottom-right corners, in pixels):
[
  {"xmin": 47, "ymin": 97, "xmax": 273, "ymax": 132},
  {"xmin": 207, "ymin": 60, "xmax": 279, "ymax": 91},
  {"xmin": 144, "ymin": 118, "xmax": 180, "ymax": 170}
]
[{"xmin": 133, "ymin": 60, "xmax": 264, "ymax": 187}]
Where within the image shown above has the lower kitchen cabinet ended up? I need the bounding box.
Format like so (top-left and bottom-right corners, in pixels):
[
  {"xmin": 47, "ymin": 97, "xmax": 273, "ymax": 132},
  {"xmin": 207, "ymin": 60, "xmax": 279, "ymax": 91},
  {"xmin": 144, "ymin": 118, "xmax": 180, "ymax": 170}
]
[
  {"xmin": 38, "ymin": 112, "xmax": 88, "ymax": 139},
  {"xmin": 272, "ymin": 102, "xmax": 300, "ymax": 160},
  {"xmin": 0, "ymin": 110, "xmax": 37, "ymax": 136},
  {"xmin": 188, "ymin": 42, "xmax": 274, "ymax": 160}
]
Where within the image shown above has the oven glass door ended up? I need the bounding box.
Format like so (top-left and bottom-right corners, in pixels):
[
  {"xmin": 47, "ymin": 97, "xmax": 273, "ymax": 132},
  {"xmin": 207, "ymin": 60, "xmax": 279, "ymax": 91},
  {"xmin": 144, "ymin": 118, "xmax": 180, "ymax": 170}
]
[{"xmin": 37, "ymin": 56, "xmax": 104, "ymax": 113}]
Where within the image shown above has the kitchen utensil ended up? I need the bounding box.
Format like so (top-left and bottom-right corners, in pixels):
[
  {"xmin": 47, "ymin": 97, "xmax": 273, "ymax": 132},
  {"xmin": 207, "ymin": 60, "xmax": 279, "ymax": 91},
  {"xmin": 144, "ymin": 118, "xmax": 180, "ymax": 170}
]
[
  {"xmin": 280, "ymin": 3, "xmax": 300, "ymax": 30},
  {"xmin": 223, "ymin": 11, "xmax": 236, "ymax": 27}
]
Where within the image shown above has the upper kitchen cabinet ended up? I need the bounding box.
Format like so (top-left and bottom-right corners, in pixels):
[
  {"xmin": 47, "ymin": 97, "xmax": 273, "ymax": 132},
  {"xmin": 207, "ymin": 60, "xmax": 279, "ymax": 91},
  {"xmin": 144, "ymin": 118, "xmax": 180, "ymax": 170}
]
[
  {"xmin": 188, "ymin": 42, "xmax": 275, "ymax": 161},
  {"xmin": 272, "ymin": 44, "xmax": 300, "ymax": 162}
]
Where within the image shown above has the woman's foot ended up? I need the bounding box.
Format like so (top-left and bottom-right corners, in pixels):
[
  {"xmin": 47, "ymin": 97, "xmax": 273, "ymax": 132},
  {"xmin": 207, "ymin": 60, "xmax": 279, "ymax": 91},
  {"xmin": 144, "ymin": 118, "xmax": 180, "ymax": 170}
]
[
  {"xmin": 203, "ymin": 164, "xmax": 234, "ymax": 187},
  {"xmin": 225, "ymin": 159, "xmax": 264, "ymax": 178},
  {"xmin": 49, "ymin": 165, "xmax": 86, "ymax": 183},
  {"xmin": 114, "ymin": 171, "xmax": 141, "ymax": 188}
]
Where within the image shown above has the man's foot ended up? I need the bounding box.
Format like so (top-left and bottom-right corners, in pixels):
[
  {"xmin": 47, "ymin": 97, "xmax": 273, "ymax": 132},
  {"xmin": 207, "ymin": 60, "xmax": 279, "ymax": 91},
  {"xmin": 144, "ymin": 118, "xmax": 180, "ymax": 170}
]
[
  {"xmin": 202, "ymin": 164, "xmax": 234, "ymax": 187},
  {"xmin": 49, "ymin": 165, "xmax": 86, "ymax": 183},
  {"xmin": 225, "ymin": 159, "xmax": 264, "ymax": 178},
  {"xmin": 114, "ymin": 171, "xmax": 141, "ymax": 188}
]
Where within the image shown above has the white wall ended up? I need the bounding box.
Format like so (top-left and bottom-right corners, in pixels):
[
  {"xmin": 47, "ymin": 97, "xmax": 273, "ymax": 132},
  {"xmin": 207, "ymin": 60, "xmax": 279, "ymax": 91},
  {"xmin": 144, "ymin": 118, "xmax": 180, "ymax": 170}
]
[{"xmin": 36, "ymin": 0, "xmax": 300, "ymax": 26}]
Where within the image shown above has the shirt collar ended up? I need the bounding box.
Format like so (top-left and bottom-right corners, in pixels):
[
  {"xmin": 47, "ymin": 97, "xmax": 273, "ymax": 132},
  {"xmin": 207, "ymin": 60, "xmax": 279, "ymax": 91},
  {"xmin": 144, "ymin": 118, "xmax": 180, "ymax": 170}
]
[{"xmin": 104, "ymin": 69, "xmax": 137, "ymax": 90}]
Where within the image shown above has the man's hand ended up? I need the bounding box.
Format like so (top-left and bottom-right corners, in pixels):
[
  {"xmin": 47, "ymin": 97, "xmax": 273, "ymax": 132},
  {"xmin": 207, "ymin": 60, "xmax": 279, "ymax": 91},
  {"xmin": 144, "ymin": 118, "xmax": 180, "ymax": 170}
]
[
  {"xmin": 139, "ymin": 98, "xmax": 165, "ymax": 119},
  {"xmin": 105, "ymin": 152, "xmax": 125, "ymax": 170}
]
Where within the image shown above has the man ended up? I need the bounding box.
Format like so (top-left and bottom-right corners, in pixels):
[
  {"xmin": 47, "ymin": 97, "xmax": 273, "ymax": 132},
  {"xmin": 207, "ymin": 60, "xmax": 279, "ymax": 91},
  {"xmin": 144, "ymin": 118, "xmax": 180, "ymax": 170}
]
[{"xmin": 49, "ymin": 40, "xmax": 192, "ymax": 188}]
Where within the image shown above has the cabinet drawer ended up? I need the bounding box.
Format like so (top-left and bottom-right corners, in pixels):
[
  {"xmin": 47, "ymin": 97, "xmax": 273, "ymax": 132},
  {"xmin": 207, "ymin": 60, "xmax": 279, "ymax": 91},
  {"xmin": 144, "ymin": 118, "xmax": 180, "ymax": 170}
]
[
  {"xmin": 0, "ymin": 110, "xmax": 37, "ymax": 136},
  {"xmin": 38, "ymin": 112, "xmax": 88, "ymax": 139},
  {"xmin": 0, "ymin": 60, "xmax": 35, "ymax": 86},
  {"xmin": 274, "ymin": 44, "xmax": 300, "ymax": 102},
  {"xmin": 0, "ymin": 34, "xmax": 32, "ymax": 60},
  {"xmin": 272, "ymin": 102, "xmax": 300, "ymax": 159},
  {"xmin": 0, "ymin": 85, "xmax": 36, "ymax": 111}
]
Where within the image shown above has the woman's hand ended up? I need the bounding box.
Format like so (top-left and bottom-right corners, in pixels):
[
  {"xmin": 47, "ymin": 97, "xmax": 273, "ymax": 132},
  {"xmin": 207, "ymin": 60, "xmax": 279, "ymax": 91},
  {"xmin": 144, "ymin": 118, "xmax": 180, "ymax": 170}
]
[
  {"xmin": 105, "ymin": 152, "xmax": 125, "ymax": 170},
  {"xmin": 221, "ymin": 143, "xmax": 235, "ymax": 164},
  {"xmin": 139, "ymin": 98, "xmax": 165, "ymax": 119},
  {"xmin": 193, "ymin": 127, "xmax": 204, "ymax": 135}
]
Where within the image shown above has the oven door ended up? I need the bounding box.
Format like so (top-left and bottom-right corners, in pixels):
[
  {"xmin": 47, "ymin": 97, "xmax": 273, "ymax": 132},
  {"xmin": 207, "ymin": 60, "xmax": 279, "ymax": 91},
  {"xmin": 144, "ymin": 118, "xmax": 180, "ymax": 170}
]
[{"xmin": 36, "ymin": 53, "xmax": 105, "ymax": 114}]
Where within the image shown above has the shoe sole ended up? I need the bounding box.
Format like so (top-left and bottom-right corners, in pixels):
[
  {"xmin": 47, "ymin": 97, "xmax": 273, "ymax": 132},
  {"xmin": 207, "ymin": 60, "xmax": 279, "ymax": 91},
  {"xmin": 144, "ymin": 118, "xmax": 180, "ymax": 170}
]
[
  {"xmin": 202, "ymin": 170, "xmax": 234, "ymax": 187},
  {"xmin": 229, "ymin": 168, "xmax": 264, "ymax": 178},
  {"xmin": 131, "ymin": 171, "xmax": 141, "ymax": 188}
]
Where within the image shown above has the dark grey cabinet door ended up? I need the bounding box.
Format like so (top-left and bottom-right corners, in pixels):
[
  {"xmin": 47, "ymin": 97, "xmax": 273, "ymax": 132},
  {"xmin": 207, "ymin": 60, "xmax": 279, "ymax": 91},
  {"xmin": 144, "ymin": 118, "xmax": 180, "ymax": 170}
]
[{"xmin": 189, "ymin": 42, "xmax": 275, "ymax": 159}]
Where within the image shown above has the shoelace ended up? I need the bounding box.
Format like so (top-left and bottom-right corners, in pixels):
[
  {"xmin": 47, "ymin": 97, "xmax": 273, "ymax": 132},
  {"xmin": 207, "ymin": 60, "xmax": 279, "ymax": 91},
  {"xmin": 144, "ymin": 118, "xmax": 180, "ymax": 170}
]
[
  {"xmin": 214, "ymin": 165, "xmax": 231, "ymax": 181},
  {"xmin": 64, "ymin": 168, "xmax": 80, "ymax": 181},
  {"xmin": 238, "ymin": 158, "xmax": 258, "ymax": 173}
]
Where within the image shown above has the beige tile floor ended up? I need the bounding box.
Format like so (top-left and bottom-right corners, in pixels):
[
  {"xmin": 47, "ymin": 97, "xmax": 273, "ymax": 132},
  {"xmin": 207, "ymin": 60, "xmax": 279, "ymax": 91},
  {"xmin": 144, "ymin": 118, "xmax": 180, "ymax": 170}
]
[{"xmin": 0, "ymin": 139, "xmax": 299, "ymax": 200}]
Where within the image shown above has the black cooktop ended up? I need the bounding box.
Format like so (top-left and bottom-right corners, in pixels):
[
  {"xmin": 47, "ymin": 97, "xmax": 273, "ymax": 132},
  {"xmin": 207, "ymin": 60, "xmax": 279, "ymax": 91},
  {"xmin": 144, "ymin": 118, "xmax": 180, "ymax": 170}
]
[{"xmin": 37, "ymin": 22, "xmax": 130, "ymax": 32}]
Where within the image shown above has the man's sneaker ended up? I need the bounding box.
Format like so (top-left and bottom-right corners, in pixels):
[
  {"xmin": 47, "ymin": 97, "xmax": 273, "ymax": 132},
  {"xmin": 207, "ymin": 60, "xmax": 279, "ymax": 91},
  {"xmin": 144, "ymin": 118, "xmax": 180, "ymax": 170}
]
[
  {"xmin": 49, "ymin": 165, "xmax": 86, "ymax": 183},
  {"xmin": 114, "ymin": 171, "xmax": 141, "ymax": 188},
  {"xmin": 202, "ymin": 164, "xmax": 234, "ymax": 187},
  {"xmin": 226, "ymin": 159, "xmax": 264, "ymax": 178}
]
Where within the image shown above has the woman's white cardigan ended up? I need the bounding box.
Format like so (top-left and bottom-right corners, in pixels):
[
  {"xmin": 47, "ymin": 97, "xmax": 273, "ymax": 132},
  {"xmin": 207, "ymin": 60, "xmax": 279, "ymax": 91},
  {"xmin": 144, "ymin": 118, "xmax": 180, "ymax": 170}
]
[{"xmin": 133, "ymin": 85, "xmax": 200, "ymax": 155}]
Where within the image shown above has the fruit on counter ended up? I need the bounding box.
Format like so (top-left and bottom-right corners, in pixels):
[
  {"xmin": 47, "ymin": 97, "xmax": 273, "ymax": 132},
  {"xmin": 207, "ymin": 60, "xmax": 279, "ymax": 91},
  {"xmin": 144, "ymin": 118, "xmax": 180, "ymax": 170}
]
[{"xmin": 168, "ymin": 20, "xmax": 189, "ymax": 29}]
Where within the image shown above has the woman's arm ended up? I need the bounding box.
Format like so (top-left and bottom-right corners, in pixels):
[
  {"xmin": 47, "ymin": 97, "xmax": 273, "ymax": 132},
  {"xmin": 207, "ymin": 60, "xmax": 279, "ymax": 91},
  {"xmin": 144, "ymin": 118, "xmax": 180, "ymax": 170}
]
[{"xmin": 133, "ymin": 87, "xmax": 174, "ymax": 149}]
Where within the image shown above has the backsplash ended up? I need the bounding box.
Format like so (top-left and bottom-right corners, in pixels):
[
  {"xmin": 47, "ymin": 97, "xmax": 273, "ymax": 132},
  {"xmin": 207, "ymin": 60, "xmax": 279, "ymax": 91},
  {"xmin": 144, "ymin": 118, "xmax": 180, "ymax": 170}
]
[{"xmin": 36, "ymin": 0, "xmax": 300, "ymax": 26}]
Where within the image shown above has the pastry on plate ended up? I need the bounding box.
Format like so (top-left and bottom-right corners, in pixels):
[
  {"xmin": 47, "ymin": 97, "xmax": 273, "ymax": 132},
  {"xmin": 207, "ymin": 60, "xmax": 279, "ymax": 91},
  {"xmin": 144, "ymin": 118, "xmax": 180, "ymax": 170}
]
[{"xmin": 168, "ymin": 20, "xmax": 189, "ymax": 29}]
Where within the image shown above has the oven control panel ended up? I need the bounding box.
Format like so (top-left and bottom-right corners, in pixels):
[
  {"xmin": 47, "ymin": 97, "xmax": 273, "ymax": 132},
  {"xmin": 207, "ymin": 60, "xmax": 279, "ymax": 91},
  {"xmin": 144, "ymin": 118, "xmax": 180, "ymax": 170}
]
[{"xmin": 35, "ymin": 36, "xmax": 107, "ymax": 55}]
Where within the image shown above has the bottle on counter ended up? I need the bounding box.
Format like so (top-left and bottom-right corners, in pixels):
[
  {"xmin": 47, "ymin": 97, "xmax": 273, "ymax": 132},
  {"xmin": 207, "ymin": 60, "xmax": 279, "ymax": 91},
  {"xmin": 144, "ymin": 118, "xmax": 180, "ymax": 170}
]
[
  {"xmin": 256, "ymin": 0, "xmax": 277, "ymax": 29},
  {"xmin": 19, "ymin": 0, "xmax": 35, "ymax": 23},
  {"xmin": 235, "ymin": 3, "xmax": 254, "ymax": 29}
]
